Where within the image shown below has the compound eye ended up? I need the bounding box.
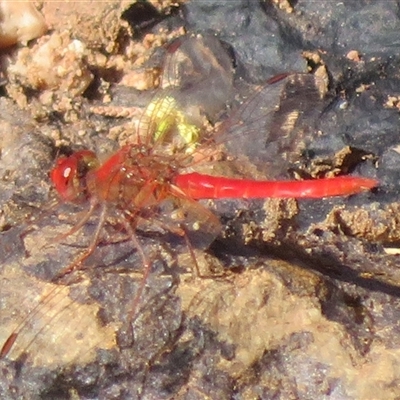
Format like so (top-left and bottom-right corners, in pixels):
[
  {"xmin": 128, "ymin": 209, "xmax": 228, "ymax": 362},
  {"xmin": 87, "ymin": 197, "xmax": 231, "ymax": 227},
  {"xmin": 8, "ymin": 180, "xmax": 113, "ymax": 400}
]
[
  {"xmin": 50, "ymin": 156, "xmax": 79, "ymax": 201},
  {"xmin": 50, "ymin": 150, "xmax": 99, "ymax": 202}
]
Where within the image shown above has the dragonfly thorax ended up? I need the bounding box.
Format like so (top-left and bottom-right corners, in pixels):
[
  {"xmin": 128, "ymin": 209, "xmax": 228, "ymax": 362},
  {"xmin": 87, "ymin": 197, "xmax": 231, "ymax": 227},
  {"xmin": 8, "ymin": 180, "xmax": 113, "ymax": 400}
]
[{"xmin": 80, "ymin": 145, "xmax": 177, "ymax": 209}]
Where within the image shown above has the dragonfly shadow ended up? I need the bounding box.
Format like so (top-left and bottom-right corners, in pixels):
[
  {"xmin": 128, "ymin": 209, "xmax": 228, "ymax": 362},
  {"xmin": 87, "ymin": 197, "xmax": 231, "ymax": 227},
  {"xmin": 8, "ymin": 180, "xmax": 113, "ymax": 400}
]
[
  {"xmin": 278, "ymin": 245, "xmax": 400, "ymax": 298},
  {"xmin": 209, "ymin": 235, "xmax": 400, "ymax": 299}
]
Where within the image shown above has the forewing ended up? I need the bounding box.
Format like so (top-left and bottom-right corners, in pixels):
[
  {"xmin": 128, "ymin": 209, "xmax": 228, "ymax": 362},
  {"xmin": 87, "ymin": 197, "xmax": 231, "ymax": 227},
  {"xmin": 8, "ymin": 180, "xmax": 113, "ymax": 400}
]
[
  {"xmin": 161, "ymin": 35, "xmax": 234, "ymax": 123},
  {"xmin": 137, "ymin": 35, "xmax": 235, "ymax": 150}
]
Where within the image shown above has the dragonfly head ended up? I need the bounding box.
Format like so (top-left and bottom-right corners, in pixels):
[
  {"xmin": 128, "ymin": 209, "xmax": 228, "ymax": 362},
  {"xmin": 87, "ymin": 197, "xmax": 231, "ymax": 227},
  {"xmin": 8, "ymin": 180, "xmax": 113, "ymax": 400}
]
[{"xmin": 50, "ymin": 150, "xmax": 99, "ymax": 202}]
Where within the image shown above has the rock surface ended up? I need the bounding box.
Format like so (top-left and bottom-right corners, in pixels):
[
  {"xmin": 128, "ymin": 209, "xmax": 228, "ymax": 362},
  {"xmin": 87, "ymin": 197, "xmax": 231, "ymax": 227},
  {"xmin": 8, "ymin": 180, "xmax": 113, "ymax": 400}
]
[{"xmin": 0, "ymin": 1, "xmax": 399, "ymax": 399}]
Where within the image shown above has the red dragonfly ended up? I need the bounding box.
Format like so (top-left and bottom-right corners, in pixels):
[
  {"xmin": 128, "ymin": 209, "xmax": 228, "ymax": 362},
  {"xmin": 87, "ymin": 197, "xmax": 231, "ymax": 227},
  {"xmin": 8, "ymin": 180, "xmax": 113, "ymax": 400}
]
[{"xmin": 0, "ymin": 38, "xmax": 377, "ymax": 361}]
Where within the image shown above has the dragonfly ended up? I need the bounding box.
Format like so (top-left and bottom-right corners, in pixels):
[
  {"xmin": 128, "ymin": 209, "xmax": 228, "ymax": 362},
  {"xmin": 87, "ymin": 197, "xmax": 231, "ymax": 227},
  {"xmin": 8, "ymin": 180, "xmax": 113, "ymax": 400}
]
[{"xmin": 0, "ymin": 36, "xmax": 378, "ymax": 362}]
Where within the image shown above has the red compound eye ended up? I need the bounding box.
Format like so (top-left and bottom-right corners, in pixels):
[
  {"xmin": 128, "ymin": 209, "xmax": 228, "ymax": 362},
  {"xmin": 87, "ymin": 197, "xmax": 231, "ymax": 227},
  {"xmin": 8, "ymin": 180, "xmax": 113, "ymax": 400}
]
[{"xmin": 50, "ymin": 150, "xmax": 98, "ymax": 202}]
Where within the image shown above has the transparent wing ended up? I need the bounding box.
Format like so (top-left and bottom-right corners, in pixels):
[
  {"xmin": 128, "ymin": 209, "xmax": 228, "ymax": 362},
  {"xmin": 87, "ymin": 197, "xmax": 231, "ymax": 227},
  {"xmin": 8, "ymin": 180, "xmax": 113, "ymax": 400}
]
[
  {"xmin": 136, "ymin": 35, "xmax": 236, "ymax": 150},
  {"xmin": 214, "ymin": 73, "xmax": 327, "ymax": 179},
  {"xmin": 161, "ymin": 34, "xmax": 234, "ymax": 121},
  {"xmin": 147, "ymin": 194, "xmax": 222, "ymax": 250}
]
